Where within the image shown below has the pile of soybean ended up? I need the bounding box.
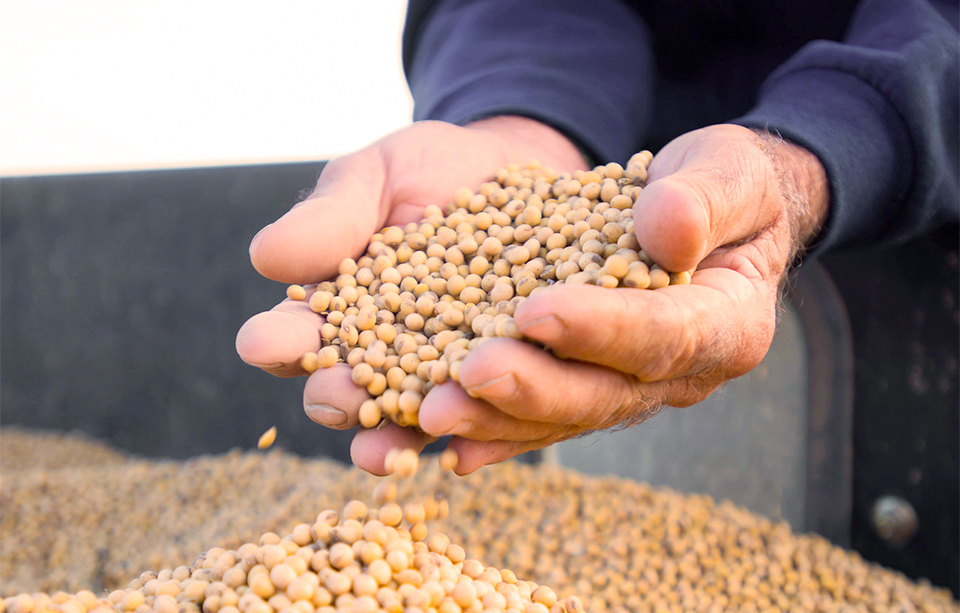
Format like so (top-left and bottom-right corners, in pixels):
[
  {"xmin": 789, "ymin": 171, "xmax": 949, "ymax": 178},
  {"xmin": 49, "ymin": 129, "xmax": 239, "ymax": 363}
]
[
  {"xmin": 3, "ymin": 429, "xmax": 958, "ymax": 613},
  {"xmin": 285, "ymin": 153, "xmax": 693, "ymax": 429}
]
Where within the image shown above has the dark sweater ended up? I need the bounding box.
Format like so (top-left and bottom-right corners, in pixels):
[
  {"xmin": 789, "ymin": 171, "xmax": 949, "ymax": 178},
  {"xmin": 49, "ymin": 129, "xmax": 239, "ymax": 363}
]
[{"xmin": 402, "ymin": 0, "xmax": 959, "ymax": 255}]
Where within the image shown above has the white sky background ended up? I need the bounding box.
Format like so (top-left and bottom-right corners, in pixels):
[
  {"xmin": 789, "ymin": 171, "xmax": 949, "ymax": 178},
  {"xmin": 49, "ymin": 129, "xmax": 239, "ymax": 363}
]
[{"xmin": 0, "ymin": 1, "xmax": 414, "ymax": 176}]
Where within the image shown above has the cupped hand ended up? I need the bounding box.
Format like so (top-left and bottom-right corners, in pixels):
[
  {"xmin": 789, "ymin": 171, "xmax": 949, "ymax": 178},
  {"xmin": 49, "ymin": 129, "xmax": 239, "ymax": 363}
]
[
  {"xmin": 235, "ymin": 117, "xmax": 589, "ymax": 473},
  {"xmin": 419, "ymin": 124, "xmax": 829, "ymax": 473}
]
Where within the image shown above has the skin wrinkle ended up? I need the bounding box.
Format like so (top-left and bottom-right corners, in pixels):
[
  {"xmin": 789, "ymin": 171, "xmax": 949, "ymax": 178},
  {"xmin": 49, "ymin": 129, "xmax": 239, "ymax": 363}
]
[
  {"xmin": 669, "ymin": 269, "xmax": 772, "ymax": 382},
  {"xmin": 645, "ymin": 296, "xmax": 704, "ymax": 381},
  {"xmin": 561, "ymin": 368, "xmax": 639, "ymax": 429},
  {"xmin": 648, "ymin": 126, "xmax": 780, "ymax": 264},
  {"xmin": 736, "ymin": 159, "xmax": 774, "ymax": 249},
  {"xmin": 614, "ymin": 378, "xmax": 663, "ymax": 424},
  {"xmin": 595, "ymin": 287, "xmax": 649, "ymax": 367},
  {"xmin": 687, "ymin": 293, "xmax": 730, "ymax": 376},
  {"xmin": 446, "ymin": 393, "xmax": 586, "ymax": 441},
  {"xmin": 704, "ymin": 144, "xmax": 775, "ymax": 254},
  {"xmin": 709, "ymin": 201, "xmax": 799, "ymax": 303},
  {"xmin": 710, "ymin": 266, "xmax": 777, "ymax": 373},
  {"xmin": 705, "ymin": 161, "xmax": 743, "ymax": 208},
  {"xmin": 455, "ymin": 342, "xmax": 617, "ymax": 432},
  {"xmin": 541, "ymin": 363, "xmax": 659, "ymax": 430},
  {"xmin": 638, "ymin": 288, "xmax": 727, "ymax": 382},
  {"xmin": 594, "ymin": 372, "xmax": 651, "ymax": 428},
  {"xmin": 529, "ymin": 362, "xmax": 589, "ymax": 425},
  {"xmin": 703, "ymin": 235, "xmax": 780, "ymax": 286},
  {"xmin": 687, "ymin": 276, "xmax": 777, "ymax": 385},
  {"xmin": 472, "ymin": 345, "xmax": 632, "ymax": 430},
  {"xmin": 562, "ymin": 282, "xmax": 740, "ymax": 384},
  {"xmin": 590, "ymin": 288, "xmax": 668, "ymax": 378},
  {"xmin": 612, "ymin": 363, "xmax": 732, "ymax": 432}
]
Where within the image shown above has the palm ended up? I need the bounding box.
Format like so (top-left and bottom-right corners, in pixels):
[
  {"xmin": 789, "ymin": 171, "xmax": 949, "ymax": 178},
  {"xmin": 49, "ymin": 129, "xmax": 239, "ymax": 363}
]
[{"xmin": 237, "ymin": 117, "xmax": 588, "ymax": 473}]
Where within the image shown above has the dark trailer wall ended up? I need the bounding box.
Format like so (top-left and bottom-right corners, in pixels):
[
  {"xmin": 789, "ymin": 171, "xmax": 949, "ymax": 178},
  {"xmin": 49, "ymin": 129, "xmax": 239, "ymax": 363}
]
[
  {"xmin": 0, "ymin": 163, "xmax": 340, "ymax": 460},
  {"xmin": 1, "ymin": 164, "xmax": 957, "ymax": 594}
]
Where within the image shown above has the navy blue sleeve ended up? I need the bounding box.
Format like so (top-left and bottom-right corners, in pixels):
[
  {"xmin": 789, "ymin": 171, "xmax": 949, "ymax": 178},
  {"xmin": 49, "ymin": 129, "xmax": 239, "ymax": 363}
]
[
  {"xmin": 404, "ymin": 0, "xmax": 958, "ymax": 254},
  {"xmin": 402, "ymin": 0, "xmax": 654, "ymax": 165},
  {"xmin": 734, "ymin": 0, "xmax": 959, "ymax": 254}
]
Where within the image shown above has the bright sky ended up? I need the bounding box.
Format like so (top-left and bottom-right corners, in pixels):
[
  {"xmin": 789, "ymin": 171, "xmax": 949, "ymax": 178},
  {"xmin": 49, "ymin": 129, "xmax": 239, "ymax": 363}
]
[{"xmin": 0, "ymin": 1, "xmax": 413, "ymax": 176}]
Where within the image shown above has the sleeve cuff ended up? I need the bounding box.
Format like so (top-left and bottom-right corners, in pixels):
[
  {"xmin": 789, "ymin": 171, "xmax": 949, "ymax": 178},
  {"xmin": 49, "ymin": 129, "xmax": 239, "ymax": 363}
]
[
  {"xmin": 406, "ymin": 0, "xmax": 654, "ymax": 165},
  {"xmin": 734, "ymin": 65, "xmax": 913, "ymax": 256}
]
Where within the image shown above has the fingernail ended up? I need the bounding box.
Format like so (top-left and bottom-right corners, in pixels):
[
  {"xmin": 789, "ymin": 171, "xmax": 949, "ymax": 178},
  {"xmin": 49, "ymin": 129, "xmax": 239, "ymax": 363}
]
[
  {"xmin": 434, "ymin": 418, "xmax": 472, "ymax": 437},
  {"xmin": 421, "ymin": 408, "xmax": 462, "ymax": 436},
  {"xmin": 305, "ymin": 404, "xmax": 347, "ymax": 427},
  {"xmin": 244, "ymin": 361, "xmax": 284, "ymax": 371},
  {"xmin": 465, "ymin": 372, "xmax": 519, "ymax": 400},
  {"xmin": 249, "ymin": 224, "xmax": 272, "ymax": 253},
  {"xmin": 516, "ymin": 314, "xmax": 565, "ymax": 342}
]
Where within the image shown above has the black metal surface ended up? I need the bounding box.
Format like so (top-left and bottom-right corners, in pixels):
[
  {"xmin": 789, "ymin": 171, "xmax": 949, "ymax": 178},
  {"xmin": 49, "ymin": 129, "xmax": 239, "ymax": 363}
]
[
  {"xmin": 0, "ymin": 162, "xmax": 357, "ymax": 461},
  {"xmin": 788, "ymin": 262, "xmax": 855, "ymax": 548},
  {"xmin": 821, "ymin": 225, "xmax": 960, "ymax": 596}
]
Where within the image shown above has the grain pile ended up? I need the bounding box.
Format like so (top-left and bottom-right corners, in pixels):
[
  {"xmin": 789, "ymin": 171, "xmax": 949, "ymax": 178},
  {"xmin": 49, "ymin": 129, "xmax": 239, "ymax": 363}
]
[
  {"xmin": 0, "ymin": 429, "xmax": 127, "ymax": 472},
  {"xmin": 3, "ymin": 153, "xmax": 956, "ymax": 612},
  {"xmin": 284, "ymin": 153, "xmax": 693, "ymax": 430},
  {"xmin": 2, "ymin": 429, "xmax": 957, "ymax": 613}
]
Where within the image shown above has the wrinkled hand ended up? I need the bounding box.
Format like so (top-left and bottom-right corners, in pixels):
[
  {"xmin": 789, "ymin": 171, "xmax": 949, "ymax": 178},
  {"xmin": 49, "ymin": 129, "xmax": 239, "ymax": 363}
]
[
  {"xmin": 235, "ymin": 117, "xmax": 589, "ymax": 473},
  {"xmin": 237, "ymin": 119, "xmax": 829, "ymax": 476},
  {"xmin": 440, "ymin": 124, "xmax": 829, "ymax": 472}
]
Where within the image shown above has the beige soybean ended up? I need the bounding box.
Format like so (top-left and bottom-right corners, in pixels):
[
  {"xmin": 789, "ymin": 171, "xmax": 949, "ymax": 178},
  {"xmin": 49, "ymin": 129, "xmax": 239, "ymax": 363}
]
[
  {"xmin": 256, "ymin": 427, "xmax": 277, "ymax": 450},
  {"xmin": 276, "ymin": 157, "xmax": 696, "ymax": 439}
]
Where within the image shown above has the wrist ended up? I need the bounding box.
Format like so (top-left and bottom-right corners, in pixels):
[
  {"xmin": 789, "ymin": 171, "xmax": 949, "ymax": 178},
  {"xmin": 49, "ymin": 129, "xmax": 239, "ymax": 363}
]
[
  {"xmin": 750, "ymin": 129, "xmax": 830, "ymax": 259},
  {"xmin": 465, "ymin": 115, "xmax": 590, "ymax": 174}
]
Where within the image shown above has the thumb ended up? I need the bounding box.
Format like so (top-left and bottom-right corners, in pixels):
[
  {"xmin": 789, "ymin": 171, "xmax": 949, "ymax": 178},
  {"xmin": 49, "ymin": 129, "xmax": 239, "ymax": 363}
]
[
  {"xmin": 249, "ymin": 151, "xmax": 389, "ymax": 284},
  {"xmin": 633, "ymin": 125, "xmax": 779, "ymax": 273}
]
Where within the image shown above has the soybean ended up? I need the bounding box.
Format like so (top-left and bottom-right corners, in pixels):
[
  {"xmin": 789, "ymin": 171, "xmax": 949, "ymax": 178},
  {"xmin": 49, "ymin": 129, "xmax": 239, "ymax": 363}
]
[{"xmin": 281, "ymin": 155, "xmax": 698, "ymax": 435}]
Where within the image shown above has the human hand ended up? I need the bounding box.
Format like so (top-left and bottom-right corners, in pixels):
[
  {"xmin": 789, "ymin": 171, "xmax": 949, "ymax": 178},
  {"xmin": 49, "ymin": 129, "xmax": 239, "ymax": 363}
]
[
  {"xmin": 418, "ymin": 124, "xmax": 829, "ymax": 473},
  {"xmin": 235, "ymin": 117, "xmax": 588, "ymax": 473}
]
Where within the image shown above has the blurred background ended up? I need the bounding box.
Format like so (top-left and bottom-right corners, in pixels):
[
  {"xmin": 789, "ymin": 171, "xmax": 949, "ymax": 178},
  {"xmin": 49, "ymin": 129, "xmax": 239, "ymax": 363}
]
[
  {"xmin": 1, "ymin": 0, "xmax": 413, "ymax": 175},
  {"xmin": 2, "ymin": 0, "xmax": 957, "ymax": 595}
]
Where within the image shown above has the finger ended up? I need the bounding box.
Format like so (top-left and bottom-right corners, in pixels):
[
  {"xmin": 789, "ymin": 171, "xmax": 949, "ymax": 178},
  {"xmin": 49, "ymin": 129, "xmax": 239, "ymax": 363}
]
[
  {"xmin": 637, "ymin": 124, "xmax": 779, "ymax": 272},
  {"xmin": 248, "ymin": 153, "xmax": 391, "ymax": 284},
  {"xmin": 350, "ymin": 424, "xmax": 436, "ymax": 476},
  {"xmin": 417, "ymin": 380, "xmax": 589, "ymax": 442},
  {"xmin": 302, "ymin": 363, "xmax": 371, "ymax": 430},
  {"xmin": 235, "ymin": 300, "xmax": 323, "ymax": 377},
  {"xmin": 513, "ymin": 274, "xmax": 775, "ymax": 382},
  {"xmin": 444, "ymin": 437, "xmax": 549, "ymax": 475},
  {"xmin": 437, "ymin": 338, "xmax": 664, "ymax": 431},
  {"xmin": 442, "ymin": 373, "xmax": 724, "ymax": 473},
  {"xmin": 248, "ymin": 132, "xmax": 495, "ymax": 286}
]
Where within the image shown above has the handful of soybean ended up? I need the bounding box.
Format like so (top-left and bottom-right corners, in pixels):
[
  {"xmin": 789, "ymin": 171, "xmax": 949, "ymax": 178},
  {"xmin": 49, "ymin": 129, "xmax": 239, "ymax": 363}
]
[{"xmin": 282, "ymin": 152, "xmax": 692, "ymax": 430}]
